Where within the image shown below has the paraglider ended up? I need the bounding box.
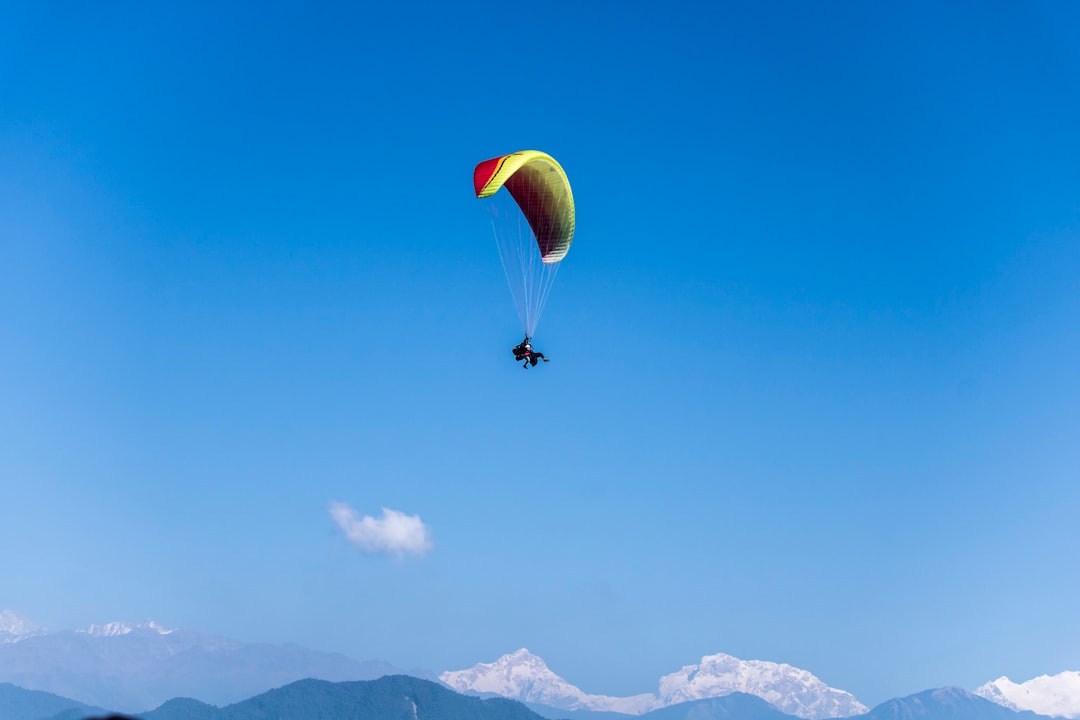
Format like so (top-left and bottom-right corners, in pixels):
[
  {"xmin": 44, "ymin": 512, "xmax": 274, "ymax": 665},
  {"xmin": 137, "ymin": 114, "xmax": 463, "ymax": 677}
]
[
  {"xmin": 473, "ymin": 150, "xmax": 574, "ymax": 368},
  {"xmin": 512, "ymin": 335, "xmax": 549, "ymax": 369}
]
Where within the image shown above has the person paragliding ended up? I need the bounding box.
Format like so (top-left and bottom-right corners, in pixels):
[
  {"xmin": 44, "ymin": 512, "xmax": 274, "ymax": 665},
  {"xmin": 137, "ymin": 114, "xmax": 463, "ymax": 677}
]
[
  {"xmin": 512, "ymin": 337, "xmax": 530, "ymax": 361},
  {"xmin": 512, "ymin": 336, "xmax": 549, "ymax": 369},
  {"xmin": 473, "ymin": 150, "xmax": 574, "ymax": 371}
]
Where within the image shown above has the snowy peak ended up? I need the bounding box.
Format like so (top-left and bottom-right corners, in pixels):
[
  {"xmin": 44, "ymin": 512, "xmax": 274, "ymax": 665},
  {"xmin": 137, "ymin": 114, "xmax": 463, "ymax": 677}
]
[
  {"xmin": 657, "ymin": 652, "xmax": 868, "ymax": 719},
  {"xmin": 0, "ymin": 610, "xmax": 42, "ymax": 640},
  {"xmin": 0, "ymin": 612, "xmax": 174, "ymax": 639},
  {"xmin": 440, "ymin": 648, "xmax": 552, "ymax": 692},
  {"xmin": 77, "ymin": 620, "xmax": 174, "ymax": 637},
  {"xmin": 975, "ymin": 672, "xmax": 1080, "ymax": 718},
  {"xmin": 439, "ymin": 649, "xmax": 653, "ymax": 713}
]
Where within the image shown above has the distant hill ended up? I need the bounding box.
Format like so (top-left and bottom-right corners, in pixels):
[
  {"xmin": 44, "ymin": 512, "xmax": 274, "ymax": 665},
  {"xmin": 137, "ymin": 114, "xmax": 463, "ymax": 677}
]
[
  {"xmin": 642, "ymin": 693, "xmax": 799, "ymax": 720},
  {"xmin": 528, "ymin": 694, "xmax": 797, "ymax": 720},
  {"xmin": 133, "ymin": 697, "xmax": 220, "ymax": 720},
  {"xmin": 0, "ymin": 681, "xmax": 103, "ymax": 720},
  {"xmin": 526, "ymin": 703, "xmax": 637, "ymax": 720},
  {"xmin": 44, "ymin": 710, "xmax": 122, "ymax": 720},
  {"xmin": 522, "ymin": 687, "xmax": 1060, "ymax": 720},
  {"xmin": 856, "ymin": 687, "xmax": 1050, "ymax": 720},
  {"xmin": 21, "ymin": 679, "xmax": 1063, "ymax": 720},
  {"xmin": 87, "ymin": 675, "xmax": 553, "ymax": 720}
]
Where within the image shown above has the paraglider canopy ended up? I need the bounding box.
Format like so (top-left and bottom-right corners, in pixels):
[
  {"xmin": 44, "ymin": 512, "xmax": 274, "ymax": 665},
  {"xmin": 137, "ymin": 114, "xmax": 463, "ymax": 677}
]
[
  {"xmin": 473, "ymin": 149, "xmax": 575, "ymax": 338},
  {"xmin": 473, "ymin": 150, "xmax": 575, "ymax": 263}
]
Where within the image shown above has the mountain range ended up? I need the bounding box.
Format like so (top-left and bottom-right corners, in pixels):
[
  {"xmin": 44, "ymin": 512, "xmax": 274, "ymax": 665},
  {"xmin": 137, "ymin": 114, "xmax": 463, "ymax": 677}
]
[
  {"xmin": 0, "ymin": 676, "xmax": 1064, "ymax": 720},
  {"xmin": 0, "ymin": 612, "xmax": 405, "ymax": 712},
  {"xmin": 3, "ymin": 610, "xmax": 1079, "ymax": 719},
  {"xmin": 2, "ymin": 675, "xmax": 546, "ymax": 720},
  {"xmin": 440, "ymin": 648, "xmax": 866, "ymax": 719}
]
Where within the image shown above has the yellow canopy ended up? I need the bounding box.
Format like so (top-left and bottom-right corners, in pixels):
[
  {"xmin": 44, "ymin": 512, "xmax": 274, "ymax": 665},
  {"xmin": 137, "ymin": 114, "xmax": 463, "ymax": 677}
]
[{"xmin": 473, "ymin": 150, "xmax": 575, "ymax": 264}]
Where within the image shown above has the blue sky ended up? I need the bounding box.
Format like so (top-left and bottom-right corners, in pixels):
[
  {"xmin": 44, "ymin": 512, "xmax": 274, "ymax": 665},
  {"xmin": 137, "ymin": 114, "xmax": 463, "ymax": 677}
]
[{"xmin": 2, "ymin": 0, "xmax": 1079, "ymax": 707}]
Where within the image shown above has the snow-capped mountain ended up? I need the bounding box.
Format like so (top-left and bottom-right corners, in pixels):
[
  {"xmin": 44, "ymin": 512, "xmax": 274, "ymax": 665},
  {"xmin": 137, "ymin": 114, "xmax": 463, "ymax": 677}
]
[
  {"xmin": 976, "ymin": 672, "xmax": 1080, "ymax": 719},
  {"xmin": 0, "ymin": 611, "xmax": 42, "ymax": 641},
  {"xmin": 77, "ymin": 620, "xmax": 174, "ymax": 637},
  {"xmin": 440, "ymin": 649, "xmax": 866, "ymax": 719},
  {"xmin": 656, "ymin": 653, "xmax": 867, "ymax": 719},
  {"xmin": 440, "ymin": 648, "xmax": 654, "ymax": 713}
]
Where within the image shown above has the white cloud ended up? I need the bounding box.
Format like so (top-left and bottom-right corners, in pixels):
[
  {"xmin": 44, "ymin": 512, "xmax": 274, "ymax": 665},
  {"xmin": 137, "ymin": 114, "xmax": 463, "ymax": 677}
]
[{"xmin": 329, "ymin": 502, "xmax": 433, "ymax": 557}]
